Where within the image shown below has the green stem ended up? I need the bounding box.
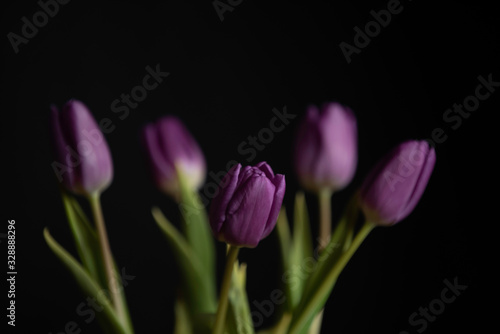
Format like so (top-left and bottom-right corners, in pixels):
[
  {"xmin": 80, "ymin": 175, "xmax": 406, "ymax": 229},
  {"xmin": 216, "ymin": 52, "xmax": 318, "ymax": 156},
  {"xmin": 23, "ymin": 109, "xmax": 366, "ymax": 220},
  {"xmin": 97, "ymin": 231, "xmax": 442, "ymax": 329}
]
[
  {"xmin": 88, "ymin": 193, "xmax": 125, "ymax": 324},
  {"xmin": 342, "ymin": 193, "xmax": 360, "ymax": 252},
  {"xmin": 318, "ymin": 189, "xmax": 333, "ymax": 252},
  {"xmin": 213, "ymin": 245, "xmax": 240, "ymax": 334},
  {"xmin": 289, "ymin": 221, "xmax": 375, "ymax": 334},
  {"xmin": 309, "ymin": 189, "xmax": 332, "ymax": 333}
]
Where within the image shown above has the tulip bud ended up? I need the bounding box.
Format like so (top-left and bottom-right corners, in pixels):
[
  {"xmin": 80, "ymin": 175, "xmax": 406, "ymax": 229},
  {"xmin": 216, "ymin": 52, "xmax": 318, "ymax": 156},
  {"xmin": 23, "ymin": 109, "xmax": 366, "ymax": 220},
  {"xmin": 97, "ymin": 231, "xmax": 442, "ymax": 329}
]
[
  {"xmin": 50, "ymin": 100, "xmax": 113, "ymax": 196},
  {"xmin": 359, "ymin": 140, "xmax": 436, "ymax": 226},
  {"xmin": 209, "ymin": 162, "xmax": 285, "ymax": 248},
  {"xmin": 294, "ymin": 102, "xmax": 357, "ymax": 193},
  {"xmin": 141, "ymin": 116, "xmax": 206, "ymax": 199}
]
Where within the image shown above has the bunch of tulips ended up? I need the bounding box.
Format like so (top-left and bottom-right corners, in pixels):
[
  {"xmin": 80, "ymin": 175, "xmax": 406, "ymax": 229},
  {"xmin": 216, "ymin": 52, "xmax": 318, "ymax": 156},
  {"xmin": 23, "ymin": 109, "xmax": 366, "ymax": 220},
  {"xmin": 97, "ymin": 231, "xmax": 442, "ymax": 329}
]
[{"xmin": 45, "ymin": 100, "xmax": 435, "ymax": 334}]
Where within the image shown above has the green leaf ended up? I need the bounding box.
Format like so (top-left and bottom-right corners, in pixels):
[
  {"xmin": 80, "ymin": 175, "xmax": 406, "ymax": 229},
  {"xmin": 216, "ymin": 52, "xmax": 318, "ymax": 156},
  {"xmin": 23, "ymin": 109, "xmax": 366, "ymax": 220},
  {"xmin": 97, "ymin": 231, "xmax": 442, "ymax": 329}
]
[
  {"xmin": 299, "ymin": 194, "xmax": 359, "ymax": 307},
  {"xmin": 227, "ymin": 262, "xmax": 255, "ymax": 334},
  {"xmin": 109, "ymin": 263, "xmax": 135, "ymax": 334},
  {"xmin": 287, "ymin": 221, "xmax": 375, "ymax": 334},
  {"xmin": 63, "ymin": 191, "xmax": 134, "ymax": 333},
  {"xmin": 268, "ymin": 204, "xmax": 312, "ymax": 334},
  {"xmin": 60, "ymin": 190, "xmax": 105, "ymax": 286},
  {"xmin": 276, "ymin": 207, "xmax": 292, "ymax": 265},
  {"xmin": 286, "ymin": 194, "xmax": 360, "ymax": 334},
  {"xmin": 152, "ymin": 206, "xmax": 217, "ymax": 314},
  {"xmin": 43, "ymin": 228, "xmax": 130, "ymax": 334},
  {"xmin": 276, "ymin": 206, "xmax": 297, "ymax": 313},
  {"xmin": 176, "ymin": 167, "xmax": 216, "ymax": 287},
  {"xmin": 288, "ymin": 192, "xmax": 314, "ymax": 309}
]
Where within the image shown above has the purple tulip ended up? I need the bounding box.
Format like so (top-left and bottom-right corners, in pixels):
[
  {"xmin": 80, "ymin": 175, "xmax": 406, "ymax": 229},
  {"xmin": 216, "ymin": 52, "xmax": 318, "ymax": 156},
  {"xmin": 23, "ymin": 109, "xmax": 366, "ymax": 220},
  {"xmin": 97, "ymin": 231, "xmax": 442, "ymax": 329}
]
[
  {"xmin": 294, "ymin": 102, "xmax": 357, "ymax": 192},
  {"xmin": 359, "ymin": 140, "xmax": 436, "ymax": 226},
  {"xmin": 50, "ymin": 100, "xmax": 113, "ymax": 195},
  {"xmin": 141, "ymin": 116, "xmax": 206, "ymax": 198},
  {"xmin": 209, "ymin": 162, "xmax": 286, "ymax": 248}
]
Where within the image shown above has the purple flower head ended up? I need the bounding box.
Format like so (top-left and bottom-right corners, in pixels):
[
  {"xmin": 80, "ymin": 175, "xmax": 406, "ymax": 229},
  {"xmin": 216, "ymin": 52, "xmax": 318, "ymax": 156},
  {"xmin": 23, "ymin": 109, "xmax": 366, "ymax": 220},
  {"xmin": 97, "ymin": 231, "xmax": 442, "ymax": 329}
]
[
  {"xmin": 141, "ymin": 116, "xmax": 206, "ymax": 198},
  {"xmin": 294, "ymin": 102, "xmax": 357, "ymax": 192},
  {"xmin": 50, "ymin": 100, "xmax": 113, "ymax": 195},
  {"xmin": 359, "ymin": 140, "xmax": 436, "ymax": 226},
  {"xmin": 209, "ymin": 162, "xmax": 286, "ymax": 248}
]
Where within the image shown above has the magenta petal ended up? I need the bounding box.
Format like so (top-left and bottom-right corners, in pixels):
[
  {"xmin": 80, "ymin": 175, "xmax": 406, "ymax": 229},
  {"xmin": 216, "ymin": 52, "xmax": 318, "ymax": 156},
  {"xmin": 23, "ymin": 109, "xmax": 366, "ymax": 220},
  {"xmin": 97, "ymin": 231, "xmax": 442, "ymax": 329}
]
[
  {"xmin": 294, "ymin": 106, "xmax": 322, "ymax": 187},
  {"xmin": 235, "ymin": 165, "xmax": 255, "ymax": 189},
  {"xmin": 49, "ymin": 105, "xmax": 75, "ymax": 190},
  {"xmin": 157, "ymin": 116, "xmax": 205, "ymax": 170},
  {"xmin": 359, "ymin": 140, "xmax": 436, "ymax": 225},
  {"xmin": 223, "ymin": 175, "xmax": 274, "ymax": 247},
  {"xmin": 316, "ymin": 103, "xmax": 357, "ymax": 189},
  {"xmin": 208, "ymin": 161, "xmax": 286, "ymax": 248},
  {"xmin": 294, "ymin": 102, "xmax": 357, "ymax": 192},
  {"xmin": 396, "ymin": 143, "xmax": 436, "ymax": 222},
  {"xmin": 60, "ymin": 100, "xmax": 113, "ymax": 194},
  {"xmin": 49, "ymin": 100, "xmax": 113, "ymax": 195},
  {"xmin": 209, "ymin": 163, "xmax": 242, "ymax": 236},
  {"xmin": 141, "ymin": 123, "xmax": 174, "ymax": 189},
  {"xmin": 140, "ymin": 115, "xmax": 206, "ymax": 197},
  {"xmin": 262, "ymin": 173, "xmax": 286, "ymax": 238},
  {"xmin": 256, "ymin": 161, "xmax": 274, "ymax": 179}
]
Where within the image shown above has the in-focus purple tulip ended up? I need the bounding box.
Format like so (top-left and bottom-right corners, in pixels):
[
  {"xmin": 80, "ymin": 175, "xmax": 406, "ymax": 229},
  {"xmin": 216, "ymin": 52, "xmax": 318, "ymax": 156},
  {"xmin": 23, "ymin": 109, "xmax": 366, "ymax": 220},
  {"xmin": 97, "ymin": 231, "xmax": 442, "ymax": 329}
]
[
  {"xmin": 359, "ymin": 140, "xmax": 436, "ymax": 226},
  {"xmin": 50, "ymin": 100, "xmax": 113, "ymax": 196},
  {"xmin": 209, "ymin": 162, "xmax": 286, "ymax": 248},
  {"xmin": 294, "ymin": 102, "xmax": 357, "ymax": 193},
  {"xmin": 141, "ymin": 116, "xmax": 206, "ymax": 199}
]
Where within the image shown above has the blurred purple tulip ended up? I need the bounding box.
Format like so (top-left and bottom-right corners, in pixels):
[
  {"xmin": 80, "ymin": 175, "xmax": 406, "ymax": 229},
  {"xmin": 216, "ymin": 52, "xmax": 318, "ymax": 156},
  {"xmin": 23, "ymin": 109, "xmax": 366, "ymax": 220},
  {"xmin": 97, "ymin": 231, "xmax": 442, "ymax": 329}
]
[
  {"xmin": 50, "ymin": 100, "xmax": 113, "ymax": 195},
  {"xmin": 359, "ymin": 140, "xmax": 436, "ymax": 226},
  {"xmin": 141, "ymin": 116, "xmax": 206, "ymax": 199},
  {"xmin": 294, "ymin": 102, "xmax": 357, "ymax": 193},
  {"xmin": 209, "ymin": 162, "xmax": 285, "ymax": 248}
]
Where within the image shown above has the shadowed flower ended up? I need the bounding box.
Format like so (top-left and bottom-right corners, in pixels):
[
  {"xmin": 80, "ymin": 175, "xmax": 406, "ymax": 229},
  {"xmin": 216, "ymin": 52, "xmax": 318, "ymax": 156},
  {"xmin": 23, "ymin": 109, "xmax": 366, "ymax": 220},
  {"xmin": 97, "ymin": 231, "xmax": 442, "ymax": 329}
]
[
  {"xmin": 50, "ymin": 100, "xmax": 113, "ymax": 195},
  {"xmin": 359, "ymin": 140, "xmax": 436, "ymax": 226},
  {"xmin": 294, "ymin": 102, "xmax": 357, "ymax": 193},
  {"xmin": 141, "ymin": 116, "xmax": 206, "ymax": 199}
]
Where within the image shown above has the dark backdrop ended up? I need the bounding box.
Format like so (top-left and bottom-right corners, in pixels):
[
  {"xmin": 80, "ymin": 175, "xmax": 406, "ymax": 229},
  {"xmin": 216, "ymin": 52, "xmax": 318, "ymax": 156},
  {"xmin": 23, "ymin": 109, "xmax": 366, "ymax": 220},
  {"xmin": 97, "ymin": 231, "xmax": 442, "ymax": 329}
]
[{"xmin": 2, "ymin": 0, "xmax": 496, "ymax": 333}]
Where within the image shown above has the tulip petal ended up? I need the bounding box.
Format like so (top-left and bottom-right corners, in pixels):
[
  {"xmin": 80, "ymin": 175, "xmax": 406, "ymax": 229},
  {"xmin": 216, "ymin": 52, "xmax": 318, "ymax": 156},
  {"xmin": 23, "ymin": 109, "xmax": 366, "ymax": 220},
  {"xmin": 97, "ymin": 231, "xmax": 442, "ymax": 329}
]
[
  {"xmin": 141, "ymin": 116, "xmax": 206, "ymax": 198},
  {"xmin": 256, "ymin": 161, "xmax": 274, "ymax": 179},
  {"xmin": 294, "ymin": 103, "xmax": 357, "ymax": 192},
  {"xmin": 208, "ymin": 162, "xmax": 286, "ymax": 248},
  {"xmin": 316, "ymin": 103, "xmax": 357, "ymax": 189},
  {"xmin": 377, "ymin": 141, "xmax": 428, "ymax": 224},
  {"xmin": 294, "ymin": 106, "xmax": 322, "ymax": 189},
  {"xmin": 141, "ymin": 123, "xmax": 176, "ymax": 193},
  {"xmin": 57, "ymin": 100, "xmax": 113, "ymax": 195},
  {"xmin": 209, "ymin": 163, "xmax": 242, "ymax": 236},
  {"xmin": 49, "ymin": 105, "xmax": 75, "ymax": 190},
  {"xmin": 157, "ymin": 116, "xmax": 205, "ymax": 172},
  {"xmin": 222, "ymin": 174, "xmax": 275, "ymax": 247},
  {"xmin": 363, "ymin": 143, "xmax": 413, "ymax": 224},
  {"xmin": 262, "ymin": 173, "xmax": 286, "ymax": 238},
  {"xmin": 396, "ymin": 142, "xmax": 436, "ymax": 222},
  {"xmin": 359, "ymin": 145, "xmax": 398, "ymax": 223},
  {"xmin": 235, "ymin": 165, "xmax": 255, "ymax": 189},
  {"xmin": 360, "ymin": 140, "xmax": 436, "ymax": 225}
]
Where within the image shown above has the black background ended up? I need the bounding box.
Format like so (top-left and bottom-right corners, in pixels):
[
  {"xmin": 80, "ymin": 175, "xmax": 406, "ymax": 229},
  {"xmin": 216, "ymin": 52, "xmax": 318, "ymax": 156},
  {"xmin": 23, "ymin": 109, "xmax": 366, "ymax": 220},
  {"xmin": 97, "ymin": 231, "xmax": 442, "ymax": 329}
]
[{"xmin": 1, "ymin": 0, "xmax": 496, "ymax": 333}]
